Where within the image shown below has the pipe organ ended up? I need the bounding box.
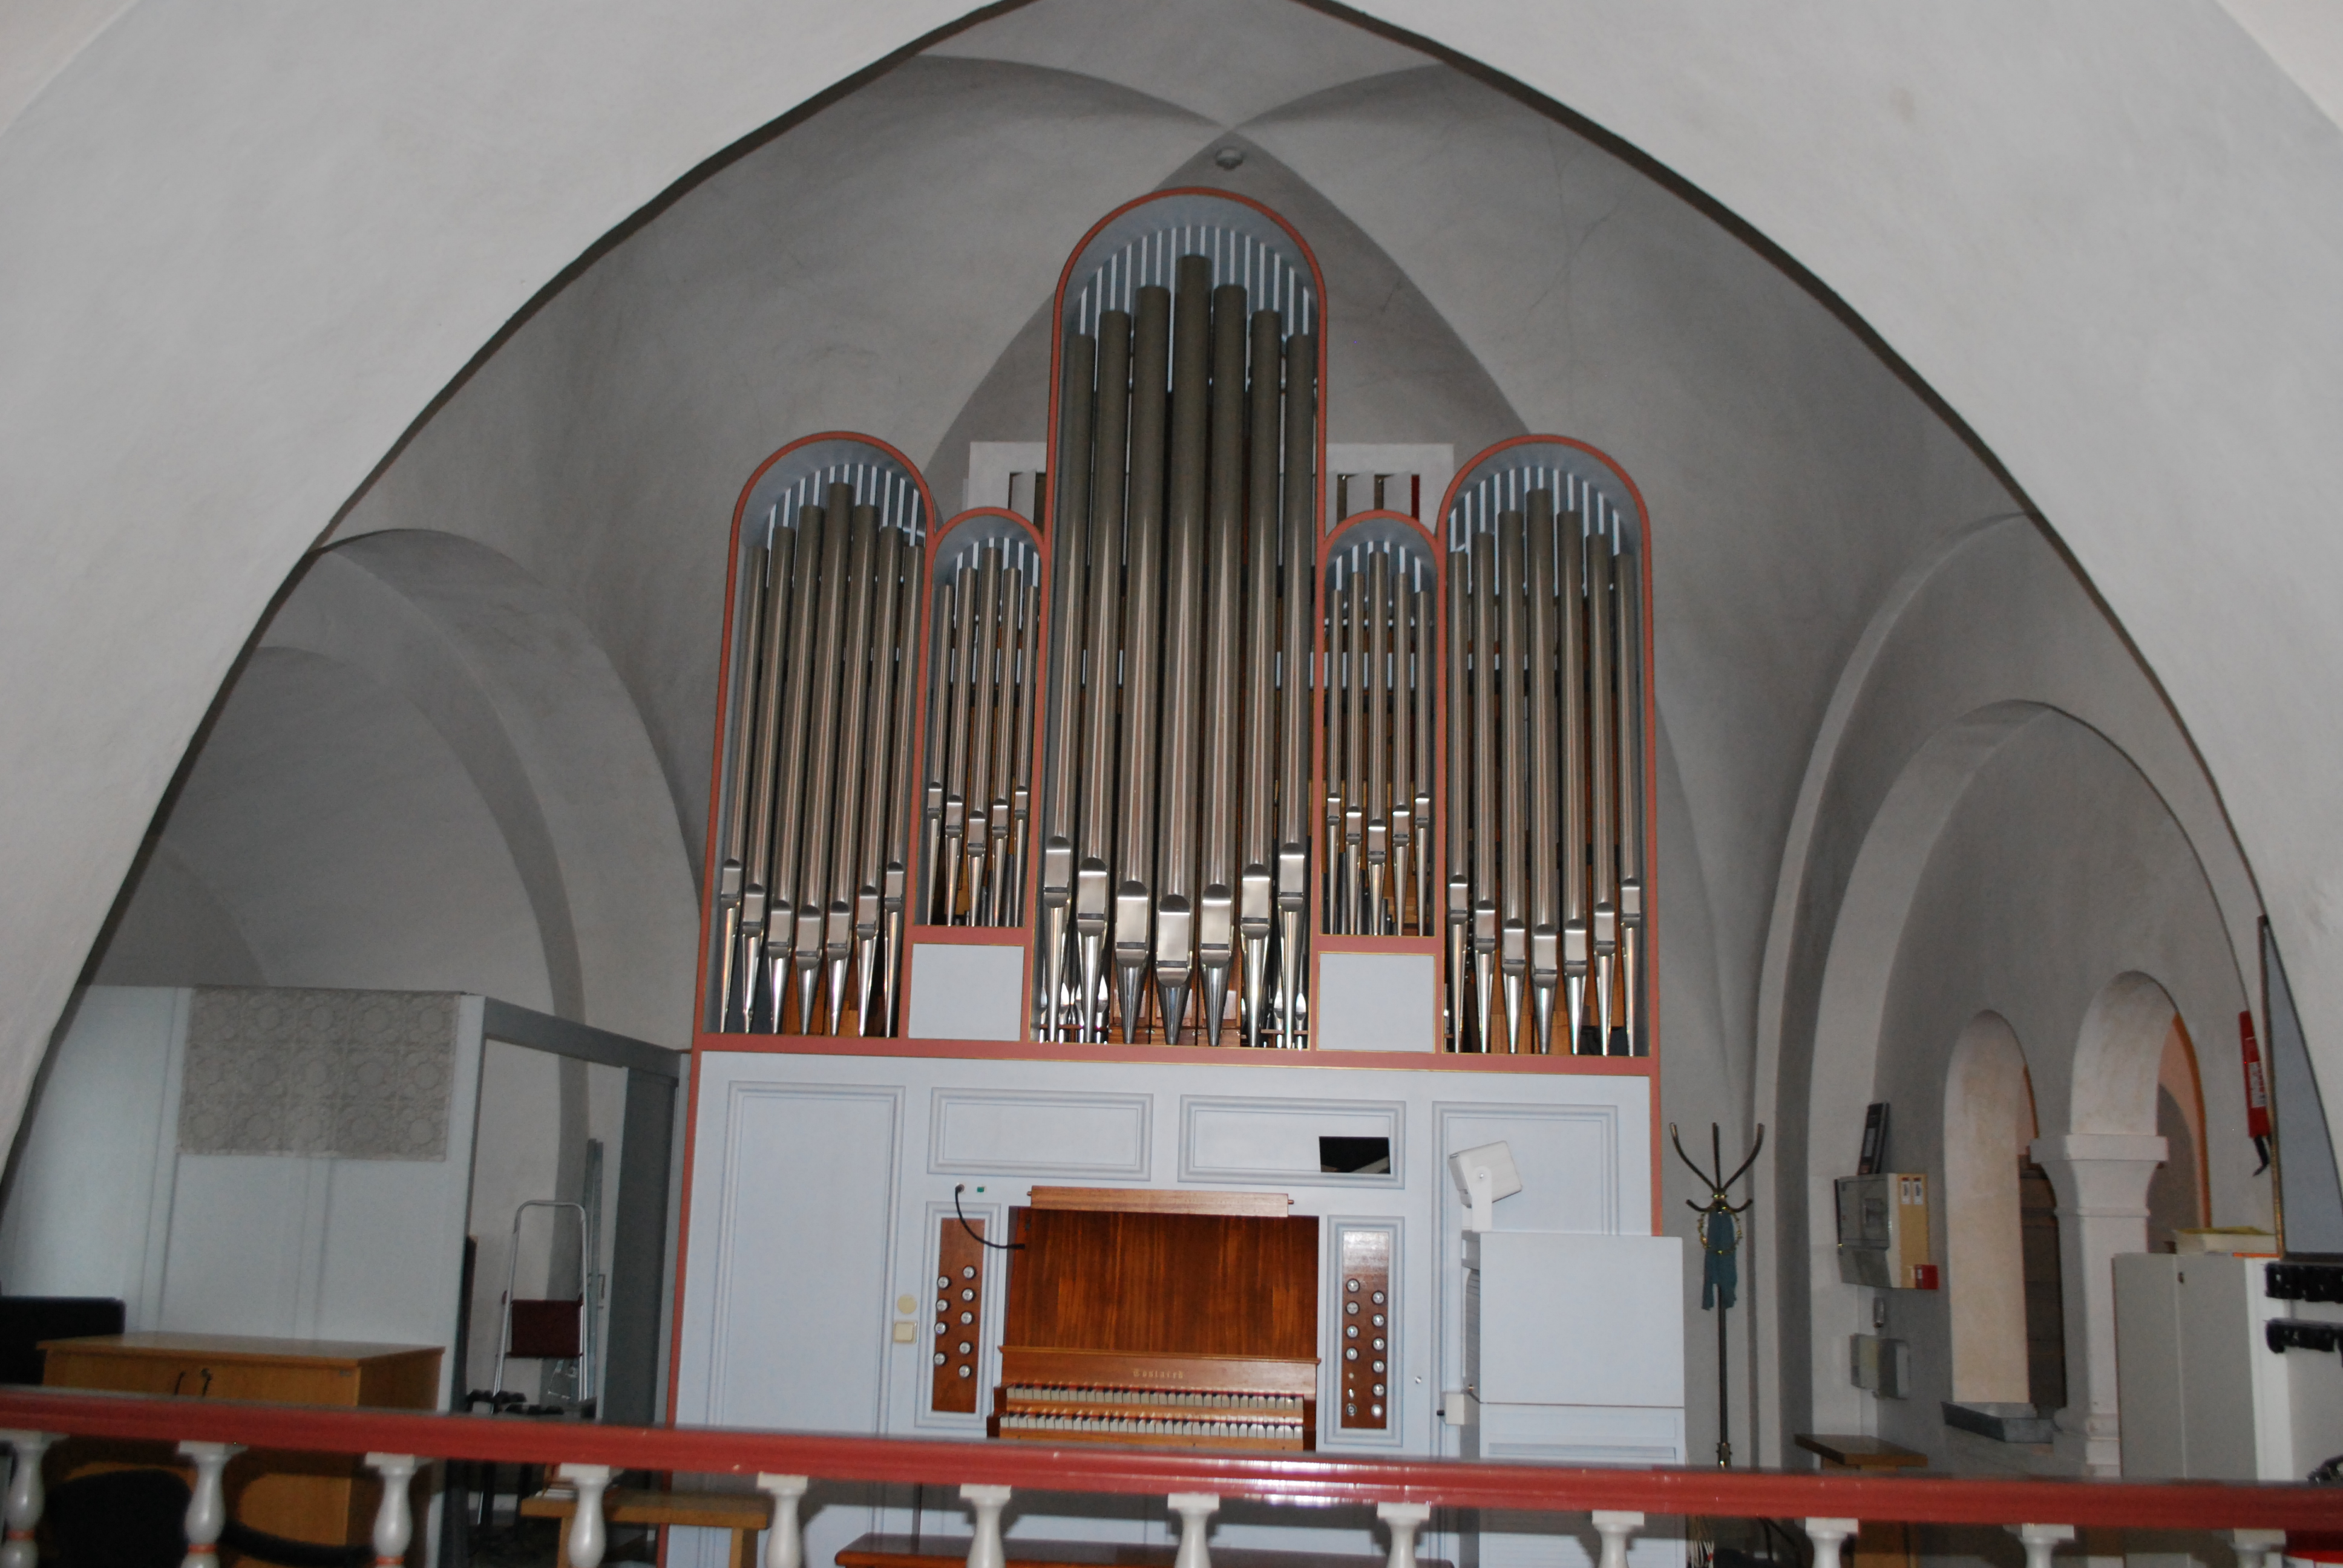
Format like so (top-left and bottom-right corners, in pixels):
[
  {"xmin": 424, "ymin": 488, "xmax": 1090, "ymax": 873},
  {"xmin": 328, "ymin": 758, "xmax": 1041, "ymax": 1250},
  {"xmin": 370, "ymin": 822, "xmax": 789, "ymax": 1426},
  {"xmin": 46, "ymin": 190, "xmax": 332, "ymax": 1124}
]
[
  {"xmin": 697, "ymin": 197, "xmax": 1654, "ymax": 1056},
  {"xmin": 677, "ymin": 193, "xmax": 1680, "ymax": 1547}
]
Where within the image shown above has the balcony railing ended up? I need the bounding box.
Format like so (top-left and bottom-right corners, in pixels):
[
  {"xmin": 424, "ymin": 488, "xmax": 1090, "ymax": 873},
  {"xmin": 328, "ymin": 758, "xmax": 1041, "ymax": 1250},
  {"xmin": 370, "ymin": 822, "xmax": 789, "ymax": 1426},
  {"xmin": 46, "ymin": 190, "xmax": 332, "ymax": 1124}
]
[{"xmin": 4, "ymin": 1388, "xmax": 2338, "ymax": 1568}]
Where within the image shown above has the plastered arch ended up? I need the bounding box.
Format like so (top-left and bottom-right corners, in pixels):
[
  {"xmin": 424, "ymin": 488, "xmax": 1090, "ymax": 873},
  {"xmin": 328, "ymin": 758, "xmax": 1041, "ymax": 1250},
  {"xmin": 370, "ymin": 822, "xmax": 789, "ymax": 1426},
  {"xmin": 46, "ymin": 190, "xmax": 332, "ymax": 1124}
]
[{"xmin": 2072, "ymin": 972, "xmax": 2185, "ymax": 1138}]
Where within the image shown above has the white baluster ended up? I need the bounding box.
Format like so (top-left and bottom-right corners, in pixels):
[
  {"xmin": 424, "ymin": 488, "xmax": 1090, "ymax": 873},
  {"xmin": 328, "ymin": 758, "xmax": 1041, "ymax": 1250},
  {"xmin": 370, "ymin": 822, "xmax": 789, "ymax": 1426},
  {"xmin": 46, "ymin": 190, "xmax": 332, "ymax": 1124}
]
[
  {"xmin": 2231, "ymin": 1529, "xmax": 2286, "ymax": 1568},
  {"xmin": 177, "ymin": 1442, "xmax": 245, "ymax": 1568},
  {"xmin": 0, "ymin": 1431, "xmax": 56, "ymax": 1568},
  {"xmin": 363, "ymin": 1454, "xmax": 419, "ymax": 1568},
  {"xmin": 1377, "ymin": 1501, "xmax": 1431, "ymax": 1568},
  {"xmin": 756, "ymin": 1474, "xmax": 809, "ymax": 1568},
  {"xmin": 1593, "ymin": 1511, "xmax": 1643, "ymax": 1568},
  {"xmin": 558, "ymin": 1464, "xmax": 614, "ymax": 1568},
  {"xmin": 1168, "ymin": 1494, "xmax": 1219, "ymax": 1568},
  {"xmin": 2010, "ymin": 1522, "xmax": 2074, "ymax": 1568},
  {"xmin": 961, "ymin": 1483, "xmax": 1012, "ymax": 1568},
  {"xmin": 1803, "ymin": 1518, "xmax": 1858, "ymax": 1568}
]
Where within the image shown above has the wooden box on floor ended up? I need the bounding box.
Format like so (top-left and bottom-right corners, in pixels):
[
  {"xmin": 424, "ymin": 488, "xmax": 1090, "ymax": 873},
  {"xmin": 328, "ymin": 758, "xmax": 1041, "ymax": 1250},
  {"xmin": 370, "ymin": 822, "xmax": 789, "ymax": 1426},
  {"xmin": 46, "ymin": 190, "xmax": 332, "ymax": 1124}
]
[{"xmin": 42, "ymin": 1332, "xmax": 442, "ymax": 1560}]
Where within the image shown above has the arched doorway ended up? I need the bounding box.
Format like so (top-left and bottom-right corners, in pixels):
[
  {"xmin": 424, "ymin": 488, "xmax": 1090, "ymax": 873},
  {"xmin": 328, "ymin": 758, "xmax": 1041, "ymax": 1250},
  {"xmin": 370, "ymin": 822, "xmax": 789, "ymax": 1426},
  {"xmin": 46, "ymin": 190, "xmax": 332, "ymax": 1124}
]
[{"xmin": 1942, "ymin": 1012, "xmax": 2035, "ymax": 1403}]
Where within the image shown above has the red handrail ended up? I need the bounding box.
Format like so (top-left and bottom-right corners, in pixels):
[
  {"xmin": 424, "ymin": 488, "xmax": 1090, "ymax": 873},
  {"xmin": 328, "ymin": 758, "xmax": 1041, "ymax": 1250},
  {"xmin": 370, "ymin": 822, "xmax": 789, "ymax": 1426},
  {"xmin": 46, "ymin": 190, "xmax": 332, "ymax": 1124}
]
[{"xmin": 3, "ymin": 1387, "xmax": 2337, "ymax": 1531}]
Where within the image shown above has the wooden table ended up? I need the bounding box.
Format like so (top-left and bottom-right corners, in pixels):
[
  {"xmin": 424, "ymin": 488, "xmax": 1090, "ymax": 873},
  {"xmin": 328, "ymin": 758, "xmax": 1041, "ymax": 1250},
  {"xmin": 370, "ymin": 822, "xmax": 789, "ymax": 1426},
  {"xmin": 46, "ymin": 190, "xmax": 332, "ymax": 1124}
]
[
  {"xmin": 839, "ymin": 1535, "xmax": 1452, "ymax": 1568},
  {"xmin": 42, "ymin": 1333, "xmax": 442, "ymax": 1563},
  {"xmin": 523, "ymin": 1488, "xmax": 773, "ymax": 1568},
  {"xmin": 1794, "ymin": 1435, "xmax": 1926, "ymax": 1568}
]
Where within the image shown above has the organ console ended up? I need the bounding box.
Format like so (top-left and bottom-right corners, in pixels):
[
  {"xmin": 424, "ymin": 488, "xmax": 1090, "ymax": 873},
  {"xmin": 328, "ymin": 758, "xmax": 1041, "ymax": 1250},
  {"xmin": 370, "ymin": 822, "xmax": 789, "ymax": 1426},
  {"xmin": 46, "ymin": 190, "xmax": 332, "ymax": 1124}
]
[
  {"xmin": 989, "ymin": 1187, "xmax": 1318, "ymax": 1451},
  {"xmin": 695, "ymin": 195, "xmax": 1656, "ymax": 1055}
]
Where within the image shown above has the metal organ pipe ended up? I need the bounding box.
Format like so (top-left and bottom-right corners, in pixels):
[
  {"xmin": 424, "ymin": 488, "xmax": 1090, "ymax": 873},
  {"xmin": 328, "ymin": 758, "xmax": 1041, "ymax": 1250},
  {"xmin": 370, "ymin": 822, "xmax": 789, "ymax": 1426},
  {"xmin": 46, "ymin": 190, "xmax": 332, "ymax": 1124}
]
[
  {"xmin": 1585, "ymin": 522, "xmax": 1617, "ymax": 1055},
  {"xmin": 764, "ymin": 501, "xmax": 826, "ymax": 1031},
  {"xmin": 716, "ymin": 538, "xmax": 772, "ymax": 1031},
  {"xmin": 1037, "ymin": 331, "xmax": 1094, "ymax": 1040},
  {"xmin": 1524, "ymin": 492, "xmax": 1561, "ymax": 1057},
  {"xmin": 1276, "ymin": 329, "xmax": 1316, "ymax": 1048},
  {"xmin": 1237, "ymin": 309, "xmax": 1280, "ymax": 1048},
  {"xmin": 1113, "ymin": 283, "xmax": 1172, "ymax": 1044},
  {"xmin": 1075, "ymin": 310, "xmax": 1133, "ymax": 1045},
  {"xmin": 1153, "ymin": 255, "xmax": 1211, "ymax": 1044},
  {"xmin": 1196, "ymin": 281, "xmax": 1248, "ymax": 1046}
]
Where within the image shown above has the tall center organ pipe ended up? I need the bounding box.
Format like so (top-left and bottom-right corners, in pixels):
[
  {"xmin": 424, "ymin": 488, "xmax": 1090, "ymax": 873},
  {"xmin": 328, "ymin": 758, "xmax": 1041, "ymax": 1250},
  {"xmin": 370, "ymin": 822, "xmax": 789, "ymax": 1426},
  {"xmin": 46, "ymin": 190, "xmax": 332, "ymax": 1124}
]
[
  {"xmin": 1152, "ymin": 256, "xmax": 1211, "ymax": 1043},
  {"xmin": 1074, "ymin": 311, "xmax": 1133, "ymax": 1044},
  {"xmin": 1113, "ymin": 283, "xmax": 1172, "ymax": 1042},
  {"xmin": 1195, "ymin": 281, "xmax": 1248, "ymax": 1045}
]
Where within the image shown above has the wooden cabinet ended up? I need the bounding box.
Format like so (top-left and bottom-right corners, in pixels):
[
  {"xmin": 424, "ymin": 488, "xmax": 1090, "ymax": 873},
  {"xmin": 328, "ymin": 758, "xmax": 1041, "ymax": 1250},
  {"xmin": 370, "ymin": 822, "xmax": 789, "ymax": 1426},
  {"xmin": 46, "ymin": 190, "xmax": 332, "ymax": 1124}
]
[{"xmin": 42, "ymin": 1333, "xmax": 442, "ymax": 1561}]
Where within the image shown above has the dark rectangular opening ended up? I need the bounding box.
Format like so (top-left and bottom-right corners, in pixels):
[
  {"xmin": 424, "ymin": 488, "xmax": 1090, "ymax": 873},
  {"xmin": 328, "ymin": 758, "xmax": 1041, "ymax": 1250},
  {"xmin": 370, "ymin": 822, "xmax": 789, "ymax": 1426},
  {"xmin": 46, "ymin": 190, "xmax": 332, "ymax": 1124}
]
[{"xmin": 1319, "ymin": 1136, "xmax": 1391, "ymax": 1175}]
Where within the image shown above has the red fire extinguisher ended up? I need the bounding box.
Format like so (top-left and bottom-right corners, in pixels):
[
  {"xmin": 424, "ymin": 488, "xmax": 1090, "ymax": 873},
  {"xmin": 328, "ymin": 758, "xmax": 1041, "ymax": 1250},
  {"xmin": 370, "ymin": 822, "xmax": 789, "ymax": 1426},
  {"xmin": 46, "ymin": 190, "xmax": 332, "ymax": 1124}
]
[{"xmin": 2240, "ymin": 1010, "xmax": 2273, "ymax": 1174}]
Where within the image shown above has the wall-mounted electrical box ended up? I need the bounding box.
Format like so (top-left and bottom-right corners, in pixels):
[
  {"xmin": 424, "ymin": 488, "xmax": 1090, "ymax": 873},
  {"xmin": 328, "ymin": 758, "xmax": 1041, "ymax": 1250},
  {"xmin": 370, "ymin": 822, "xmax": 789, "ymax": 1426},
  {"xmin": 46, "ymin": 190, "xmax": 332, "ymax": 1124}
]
[
  {"xmin": 1836, "ymin": 1173, "xmax": 1935, "ymax": 1290},
  {"xmin": 1849, "ymin": 1333, "xmax": 1911, "ymax": 1398}
]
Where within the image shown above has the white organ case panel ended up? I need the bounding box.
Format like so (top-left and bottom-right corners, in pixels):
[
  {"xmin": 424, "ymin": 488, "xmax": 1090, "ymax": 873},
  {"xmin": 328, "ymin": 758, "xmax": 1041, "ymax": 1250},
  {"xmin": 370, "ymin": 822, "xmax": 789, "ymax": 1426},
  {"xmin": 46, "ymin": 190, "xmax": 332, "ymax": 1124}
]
[{"xmin": 677, "ymin": 1050, "xmax": 1656, "ymax": 1463}]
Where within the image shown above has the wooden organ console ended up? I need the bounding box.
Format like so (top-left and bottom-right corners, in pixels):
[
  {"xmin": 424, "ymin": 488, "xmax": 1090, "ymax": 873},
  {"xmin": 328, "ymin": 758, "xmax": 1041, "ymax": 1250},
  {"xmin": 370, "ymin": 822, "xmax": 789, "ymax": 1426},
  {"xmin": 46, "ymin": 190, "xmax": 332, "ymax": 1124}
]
[{"xmin": 988, "ymin": 1189, "xmax": 1317, "ymax": 1451}]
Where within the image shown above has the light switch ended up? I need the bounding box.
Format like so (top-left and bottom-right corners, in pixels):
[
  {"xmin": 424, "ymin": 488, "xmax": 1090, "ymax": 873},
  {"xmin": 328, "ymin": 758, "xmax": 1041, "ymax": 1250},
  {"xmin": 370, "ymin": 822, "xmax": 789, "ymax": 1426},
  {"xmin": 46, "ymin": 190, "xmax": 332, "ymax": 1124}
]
[
  {"xmin": 896, "ymin": 1295, "xmax": 917, "ymax": 1315},
  {"xmin": 892, "ymin": 1321, "xmax": 916, "ymax": 1343}
]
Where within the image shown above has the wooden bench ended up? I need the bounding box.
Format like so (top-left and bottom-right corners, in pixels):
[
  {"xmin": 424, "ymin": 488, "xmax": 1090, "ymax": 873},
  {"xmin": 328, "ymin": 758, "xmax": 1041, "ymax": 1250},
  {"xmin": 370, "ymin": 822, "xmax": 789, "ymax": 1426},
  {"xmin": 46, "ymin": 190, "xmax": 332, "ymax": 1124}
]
[{"xmin": 522, "ymin": 1487, "xmax": 771, "ymax": 1568}]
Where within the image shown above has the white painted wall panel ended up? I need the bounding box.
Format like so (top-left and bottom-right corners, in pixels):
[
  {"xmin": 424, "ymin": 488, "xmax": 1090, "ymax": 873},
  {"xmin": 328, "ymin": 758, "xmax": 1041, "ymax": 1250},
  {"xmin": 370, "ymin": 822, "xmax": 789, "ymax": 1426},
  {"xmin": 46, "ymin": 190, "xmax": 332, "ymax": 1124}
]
[
  {"xmin": 0, "ymin": 986, "xmax": 185, "ymax": 1323},
  {"xmin": 680, "ymin": 1082, "xmax": 900, "ymax": 1430}
]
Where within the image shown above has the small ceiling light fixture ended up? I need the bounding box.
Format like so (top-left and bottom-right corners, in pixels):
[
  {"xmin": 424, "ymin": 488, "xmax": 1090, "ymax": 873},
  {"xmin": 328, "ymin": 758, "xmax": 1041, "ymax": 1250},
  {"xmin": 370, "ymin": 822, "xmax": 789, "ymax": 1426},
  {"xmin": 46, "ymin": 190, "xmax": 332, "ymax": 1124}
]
[{"xmin": 1214, "ymin": 146, "xmax": 1245, "ymax": 169}]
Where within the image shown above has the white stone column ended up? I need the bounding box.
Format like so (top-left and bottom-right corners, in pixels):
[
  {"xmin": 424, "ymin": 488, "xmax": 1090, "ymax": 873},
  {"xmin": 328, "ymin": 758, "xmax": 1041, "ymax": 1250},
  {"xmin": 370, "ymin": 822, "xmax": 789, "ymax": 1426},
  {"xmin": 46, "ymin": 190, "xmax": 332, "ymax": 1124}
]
[
  {"xmin": 1803, "ymin": 1519, "xmax": 1857, "ymax": 1568},
  {"xmin": 960, "ymin": 1484, "xmax": 1011, "ymax": 1568},
  {"xmin": 2032, "ymin": 1132, "xmax": 2166, "ymax": 1476},
  {"xmin": 362, "ymin": 1454, "xmax": 419, "ymax": 1568},
  {"xmin": 756, "ymin": 1474, "xmax": 809, "ymax": 1568},
  {"xmin": 1593, "ymin": 1512, "xmax": 1643, "ymax": 1568},
  {"xmin": 2010, "ymin": 1522, "xmax": 2074, "ymax": 1568},
  {"xmin": 177, "ymin": 1442, "xmax": 245, "ymax": 1568},
  {"xmin": 0, "ymin": 1431, "xmax": 57, "ymax": 1568},
  {"xmin": 556, "ymin": 1463, "xmax": 613, "ymax": 1568},
  {"xmin": 1168, "ymin": 1494, "xmax": 1219, "ymax": 1568},
  {"xmin": 1377, "ymin": 1500, "xmax": 1432, "ymax": 1568}
]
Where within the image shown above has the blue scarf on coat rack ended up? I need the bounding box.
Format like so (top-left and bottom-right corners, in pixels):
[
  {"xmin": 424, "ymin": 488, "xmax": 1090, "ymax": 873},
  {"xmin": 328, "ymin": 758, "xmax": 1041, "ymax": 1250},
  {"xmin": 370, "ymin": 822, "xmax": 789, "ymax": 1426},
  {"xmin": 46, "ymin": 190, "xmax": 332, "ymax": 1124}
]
[{"xmin": 1700, "ymin": 1208, "xmax": 1737, "ymax": 1311}]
